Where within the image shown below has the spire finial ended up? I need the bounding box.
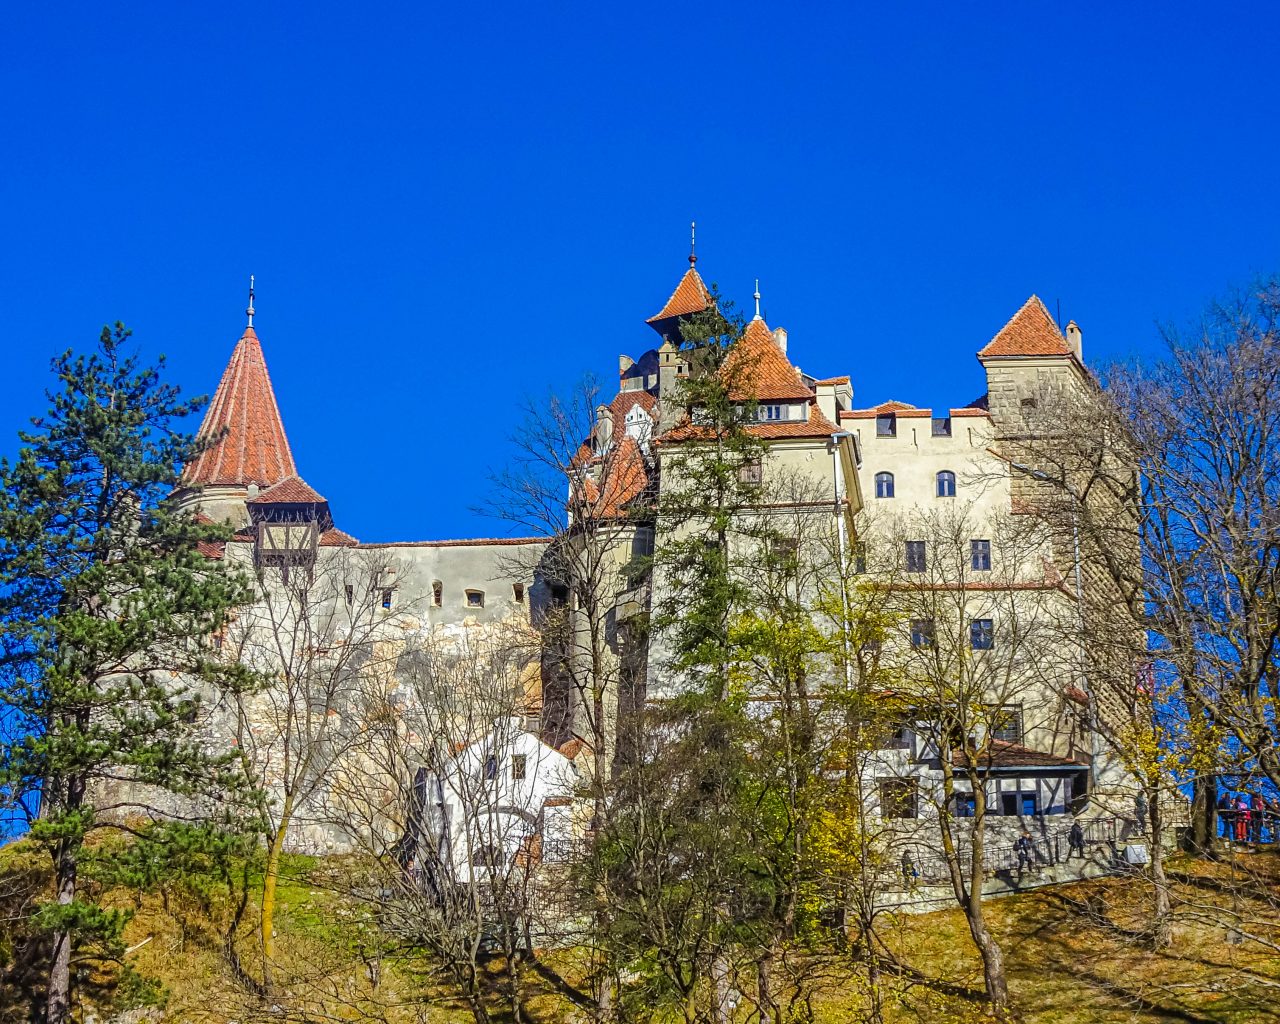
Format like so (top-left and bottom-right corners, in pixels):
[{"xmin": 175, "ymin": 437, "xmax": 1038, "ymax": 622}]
[
  {"xmin": 689, "ymin": 221, "xmax": 697, "ymax": 267},
  {"xmin": 753, "ymin": 279, "xmax": 762, "ymax": 321},
  {"xmin": 246, "ymin": 274, "xmax": 256, "ymax": 327}
]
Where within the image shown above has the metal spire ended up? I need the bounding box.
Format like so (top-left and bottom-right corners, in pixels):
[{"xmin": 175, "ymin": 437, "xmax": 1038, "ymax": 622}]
[
  {"xmin": 753, "ymin": 279, "xmax": 762, "ymax": 321},
  {"xmin": 246, "ymin": 275, "xmax": 256, "ymax": 327},
  {"xmin": 689, "ymin": 221, "xmax": 697, "ymax": 267}
]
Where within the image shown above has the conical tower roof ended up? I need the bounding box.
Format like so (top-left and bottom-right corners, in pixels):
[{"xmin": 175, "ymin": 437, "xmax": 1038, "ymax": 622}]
[
  {"xmin": 184, "ymin": 325, "xmax": 297, "ymax": 488},
  {"xmin": 978, "ymin": 295, "xmax": 1072, "ymax": 359},
  {"xmin": 646, "ymin": 267, "xmax": 712, "ymax": 330}
]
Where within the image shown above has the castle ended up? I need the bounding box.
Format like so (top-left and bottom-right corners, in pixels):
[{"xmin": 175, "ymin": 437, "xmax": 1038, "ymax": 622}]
[{"xmin": 171, "ymin": 253, "xmax": 1133, "ymax": 868}]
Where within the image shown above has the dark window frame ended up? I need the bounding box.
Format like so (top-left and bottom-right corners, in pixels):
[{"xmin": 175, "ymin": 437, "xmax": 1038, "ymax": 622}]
[
  {"xmin": 936, "ymin": 470, "xmax": 956, "ymax": 498},
  {"xmin": 970, "ymin": 618, "xmax": 994, "ymax": 650},
  {"xmin": 971, "ymin": 539, "xmax": 992, "ymax": 571},
  {"xmin": 905, "ymin": 540, "xmax": 927, "ymax": 573},
  {"xmin": 874, "ymin": 472, "xmax": 895, "ymax": 499}
]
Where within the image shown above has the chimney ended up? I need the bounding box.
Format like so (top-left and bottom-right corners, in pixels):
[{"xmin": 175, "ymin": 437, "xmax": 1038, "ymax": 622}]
[
  {"xmin": 246, "ymin": 483, "xmax": 260, "ymax": 500},
  {"xmin": 594, "ymin": 404, "xmax": 613, "ymax": 453},
  {"xmin": 772, "ymin": 327, "xmax": 788, "ymax": 356},
  {"xmin": 1066, "ymin": 321, "xmax": 1082, "ymax": 361},
  {"xmin": 619, "ymin": 354, "xmax": 634, "ymax": 375},
  {"xmin": 657, "ymin": 338, "xmax": 683, "ymax": 432}
]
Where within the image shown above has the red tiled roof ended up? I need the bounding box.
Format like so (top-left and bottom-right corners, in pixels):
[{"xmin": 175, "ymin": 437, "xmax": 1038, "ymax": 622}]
[
  {"xmin": 955, "ymin": 740, "xmax": 1090, "ymax": 769},
  {"xmin": 185, "ymin": 327, "xmax": 297, "ymax": 488},
  {"xmin": 646, "ymin": 267, "xmax": 711, "ymax": 324},
  {"xmin": 248, "ymin": 474, "xmax": 328, "ymax": 505},
  {"xmin": 192, "ymin": 512, "xmax": 227, "ymax": 560},
  {"xmin": 841, "ymin": 400, "xmax": 932, "ymax": 420},
  {"xmin": 660, "ymin": 404, "xmax": 842, "ymax": 443},
  {"xmin": 1064, "ymin": 685, "xmax": 1090, "ymax": 707},
  {"xmin": 722, "ymin": 318, "xmax": 814, "ymax": 401},
  {"xmin": 592, "ymin": 436, "xmax": 650, "ymax": 518},
  {"xmin": 978, "ymin": 296, "xmax": 1072, "ymax": 359},
  {"xmin": 813, "ymin": 375, "xmax": 850, "ymax": 386},
  {"xmin": 557, "ymin": 736, "xmax": 591, "ymax": 760},
  {"xmin": 319, "ymin": 527, "xmax": 359, "ymax": 547}
]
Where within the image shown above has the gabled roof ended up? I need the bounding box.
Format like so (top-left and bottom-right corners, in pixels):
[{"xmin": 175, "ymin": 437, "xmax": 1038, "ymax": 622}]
[
  {"xmin": 978, "ymin": 295, "xmax": 1072, "ymax": 359},
  {"xmin": 954, "ymin": 740, "xmax": 1090, "ymax": 770},
  {"xmin": 184, "ymin": 326, "xmax": 298, "ymax": 488},
  {"xmin": 248, "ymin": 474, "xmax": 327, "ymax": 505},
  {"xmin": 646, "ymin": 267, "xmax": 711, "ymax": 325},
  {"xmin": 721, "ymin": 318, "xmax": 814, "ymax": 401},
  {"xmin": 580, "ymin": 436, "xmax": 651, "ymax": 519},
  {"xmin": 842, "ymin": 399, "xmax": 931, "ymax": 420}
]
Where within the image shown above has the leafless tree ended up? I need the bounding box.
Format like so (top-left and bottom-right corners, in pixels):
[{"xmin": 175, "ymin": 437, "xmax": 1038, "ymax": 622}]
[
  {"xmin": 327, "ymin": 619, "xmax": 571, "ymax": 1024},
  {"xmin": 223, "ymin": 546, "xmax": 417, "ymax": 993},
  {"xmin": 862, "ymin": 500, "xmax": 1074, "ymax": 1018}
]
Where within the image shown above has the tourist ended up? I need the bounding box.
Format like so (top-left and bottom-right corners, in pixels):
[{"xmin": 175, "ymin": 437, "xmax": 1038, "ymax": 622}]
[
  {"xmin": 1068, "ymin": 820, "xmax": 1086, "ymax": 861},
  {"xmin": 1015, "ymin": 831, "xmax": 1035, "ymax": 875},
  {"xmin": 1235, "ymin": 794, "xmax": 1250, "ymax": 842}
]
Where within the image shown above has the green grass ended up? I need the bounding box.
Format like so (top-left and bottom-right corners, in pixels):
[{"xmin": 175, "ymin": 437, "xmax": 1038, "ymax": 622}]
[{"xmin": 2, "ymin": 838, "xmax": 1277, "ymax": 1022}]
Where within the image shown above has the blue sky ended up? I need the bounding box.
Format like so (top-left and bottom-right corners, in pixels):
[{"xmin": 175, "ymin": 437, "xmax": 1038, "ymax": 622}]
[{"xmin": 2, "ymin": 2, "xmax": 1277, "ymax": 542}]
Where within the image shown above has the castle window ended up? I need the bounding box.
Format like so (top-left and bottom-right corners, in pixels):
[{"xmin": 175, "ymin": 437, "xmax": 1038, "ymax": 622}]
[
  {"xmin": 854, "ymin": 541, "xmax": 867, "ymax": 574},
  {"xmin": 905, "ymin": 541, "xmax": 927, "ymax": 573},
  {"xmin": 910, "ymin": 618, "xmax": 935, "ymax": 648},
  {"xmin": 381, "ymin": 588, "xmax": 394, "ymax": 610},
  {"xmin": 932, "ymin": 417, "xmax": 952, "ymax": 437},
  {"xmin": 512, "ymin": 582, "xmax": 525, "ymax": 603},
  {"xmin": 874, "ymin": 472, "xmax": 894, "ymax": 499},
  {"xmin": 876, "ymin": 413, "xmax": 897, "ymax": 437},
  {"xmin": 936, "ymin": 471, "xmax": 956, "ymax": 498},
  {"xmin": 878, "ymin": 778, "xmax": 918, "ymax": 819},
  {"xmin": 344, "ymin": 584, "xmax": 354, "ymax": 605},
  {"xmin": 484, "ymin": 755, "xmax": 497, "ymax": 781},
  {"xmin": 432, "ymin": 581, "xmax": 442, "ymax": 607},
  {"xmin": 739, "ymin": 458, "xmax": 763, "ymax": 485},
  {"xmin": 1021, "ymin": 396, "xmax": 1038, "ymax": 410},
  {"xmin": 511, "ymin": 754, "xmax": 527, "ymax": 781},
  {"xmin": 466, "ymin": 589, "xmax": 485, "ymax": 608},
  {"xmin": 971, "ymin": 539, "xmax": 991, "ymax": 571},
  {"xmin": 761, "ymin": 404, "xmax": 784, "ymax": 421},
  {"xmin": 991, "ymin": 707, "xmax": 1022, "ymax": 744},
  {"xmin": 970, "ymin": 618, "xmax": 994, "ymax": 650}
]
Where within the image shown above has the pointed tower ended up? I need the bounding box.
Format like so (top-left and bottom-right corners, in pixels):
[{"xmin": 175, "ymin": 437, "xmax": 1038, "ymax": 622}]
[
  {"xmin": 175, "ymin": 289, "xmax": 298, "ymax": 525},
  {"xmin": 977, "ymin": 294, "xmax": 1085, "ymax": 425}
]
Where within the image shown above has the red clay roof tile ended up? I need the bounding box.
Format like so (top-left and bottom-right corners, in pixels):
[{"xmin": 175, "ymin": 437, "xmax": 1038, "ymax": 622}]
[
  {"xmin": 722, "ymin": 318, "xmax": 814, "ymax": 401},
  {"xmin": 184, "ymin": 327, "xmax": 297, "ymax": 488},
  {"xmin": 248, "ymin": 474, "xmax": 328, "ymax": 504},
  {"xmin": 978, "ymin": 296, "xmax": 1072, "ymax": 359},
  {"xmin": 646, "ymin": 267, "xmax": 711, "ymax": 324}
]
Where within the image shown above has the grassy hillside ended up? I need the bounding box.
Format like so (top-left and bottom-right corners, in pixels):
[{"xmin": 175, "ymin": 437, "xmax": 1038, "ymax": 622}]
[{"xmin": 1, "ymin": 840, "xmax": 1277, "ymax": 1023}]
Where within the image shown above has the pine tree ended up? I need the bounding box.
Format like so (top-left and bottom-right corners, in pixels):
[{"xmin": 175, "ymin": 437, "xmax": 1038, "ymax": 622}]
[{"xmin": 0, "ymin": 324, "xmax": 262, "ymax": 1024}]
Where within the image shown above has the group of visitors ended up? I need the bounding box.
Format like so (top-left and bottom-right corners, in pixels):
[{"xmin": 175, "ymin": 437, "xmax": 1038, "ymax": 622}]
[{"xmin": 1218, "ymin": 791, "xmax": 1280, "ymax": 843}]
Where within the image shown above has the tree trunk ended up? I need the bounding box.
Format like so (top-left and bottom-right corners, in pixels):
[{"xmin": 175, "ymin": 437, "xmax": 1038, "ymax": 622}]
[
  {"xmin": 1149, "ymin": 795, "xmax": 1173, "ymax": 948},
  {"xmin": 1191, "ymin": 773, "xmax": 1217, "ymax": 855},
  {"xmin": 260, "ymin": 798, "xmax": 294, "ymax": 994},
  {"xmin": 964, "ymin": 895, "xmax": 1011, "ymax": 1018},
  {"xmin": 45, "ymin": 837, "xmax": 76, "ymax": 1024}
]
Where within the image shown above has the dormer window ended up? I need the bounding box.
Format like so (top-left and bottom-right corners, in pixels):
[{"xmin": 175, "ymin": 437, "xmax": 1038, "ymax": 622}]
[
  {"xmin": 876, "ymin": 413, "xmax": 897, "ymax": 437},
  {"xmin": 761, "ymin": 404, "xmax": 784, "ymax": 421}
]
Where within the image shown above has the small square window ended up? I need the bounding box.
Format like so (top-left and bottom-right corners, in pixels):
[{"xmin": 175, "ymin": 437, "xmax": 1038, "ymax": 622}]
[
  {"xmin": 511, "ymin": 754, "xmax": 527, "ymax": 781},
  {"xmin": 932, "ymin": 417, "xmax": 952, "ymax": 437},
  {"xmin": 905, "ymin": 541, "xmax": 926, "ymax": 573},
  {"xmin": 970, "ymin": 618, "xmax": 994, "ymax": 650},
  {"xmin": 991, "ymin": 707, "xmax": 1022, "ymax": 743},
  {"xmin": 466, "ymin": 589, "xmax": 485, "ymax": 608},
  {"xmin": 512, "ymin": 582, "xmax": 525, "ymax": 603},
  {"xmin": 876, "ymin": 413, "xmax": 897, "ymax": 438},
  {"xmin": 954, "ymin": 793, "xmax": 976, "ymax": 817},
  {"xmin": 739, "ymin": 459, "xmax": 763, "ymax": 485},
  {"xmin": 971, "ymin": 539, "xmax": 991, "ymax": 571},
  {"xmin": 910, "ymin": 618, "xmax": 935, "ymax": 648},
  {"xmin": 878, "ymin": 778, "xmax": 918, "ymax": 819}
]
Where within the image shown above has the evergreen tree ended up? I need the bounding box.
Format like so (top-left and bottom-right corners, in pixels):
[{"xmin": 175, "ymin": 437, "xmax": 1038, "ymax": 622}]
[{"xmin": 0, "ymin": 324, "xmax": 262, "ymax": 1024}]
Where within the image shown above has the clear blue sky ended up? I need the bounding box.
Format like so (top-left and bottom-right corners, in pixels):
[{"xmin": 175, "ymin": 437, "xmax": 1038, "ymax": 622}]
[{"xmin": 2, "ymin": 2, "xmax": 1277, "ymax": 542}]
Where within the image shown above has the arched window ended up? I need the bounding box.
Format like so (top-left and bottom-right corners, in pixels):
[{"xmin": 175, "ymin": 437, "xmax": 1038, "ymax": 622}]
[
  {"xmin": 875, "ymin": 472, "xmax": 895, "ymax": 499},
  {"xmin": 936, "ymin": 470, "xmax": 956, "ymax": 498}
]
